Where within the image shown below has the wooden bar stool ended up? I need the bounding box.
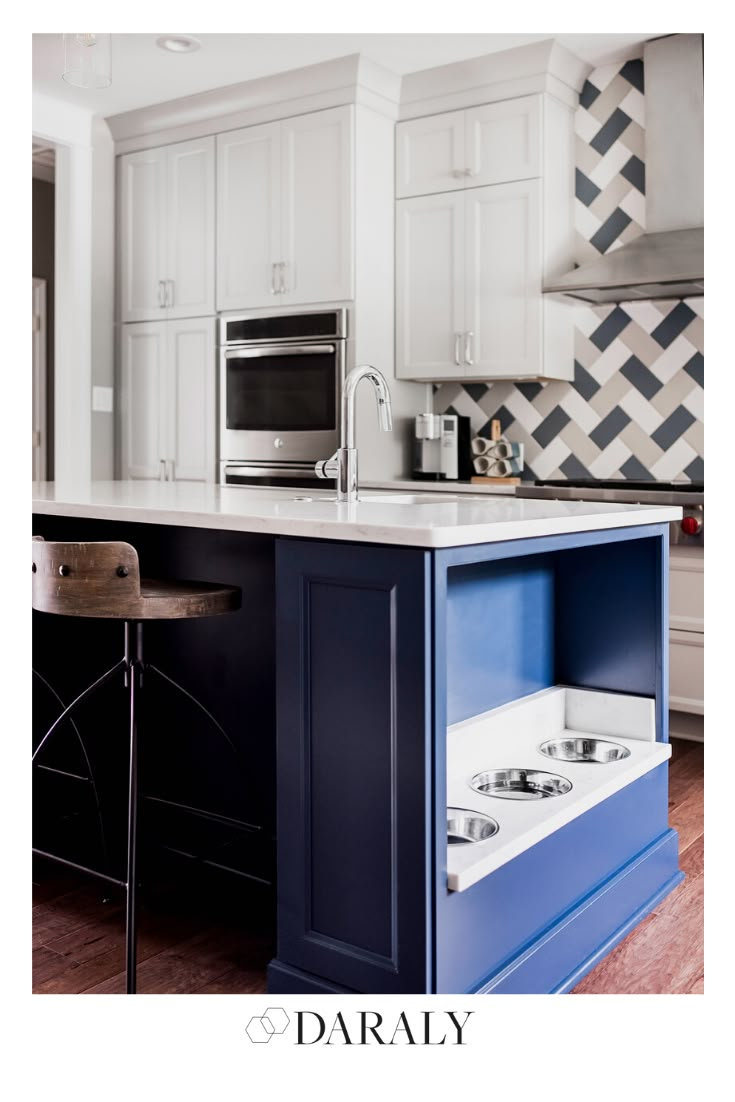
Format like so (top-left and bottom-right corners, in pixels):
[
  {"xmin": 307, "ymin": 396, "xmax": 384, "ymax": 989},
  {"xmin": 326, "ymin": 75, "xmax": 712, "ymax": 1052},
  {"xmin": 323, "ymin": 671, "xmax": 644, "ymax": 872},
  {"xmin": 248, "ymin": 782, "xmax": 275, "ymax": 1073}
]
[{"xmin": 32, "ymin": 538, "xmax": 241, "ymax": 994}]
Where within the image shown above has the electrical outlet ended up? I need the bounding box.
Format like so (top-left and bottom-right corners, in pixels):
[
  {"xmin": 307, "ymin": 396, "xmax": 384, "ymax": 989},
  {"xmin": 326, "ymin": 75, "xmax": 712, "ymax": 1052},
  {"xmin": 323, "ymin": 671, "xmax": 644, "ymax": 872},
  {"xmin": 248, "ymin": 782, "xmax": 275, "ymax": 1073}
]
[{"xmin": 92, "ymin": 386, "xmax": 114, "ymax": 413}]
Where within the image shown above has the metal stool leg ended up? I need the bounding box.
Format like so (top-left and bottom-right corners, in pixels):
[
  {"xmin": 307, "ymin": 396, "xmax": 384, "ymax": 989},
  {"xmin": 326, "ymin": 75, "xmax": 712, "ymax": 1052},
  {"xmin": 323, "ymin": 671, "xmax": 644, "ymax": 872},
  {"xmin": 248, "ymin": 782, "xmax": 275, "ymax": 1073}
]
[
  {"xmin": 124, "ymin": 622, "xmax": 143, "ymax": 995},
  {"xmin": 32, "ymin": 669, "xmax": 112, "ymax": 877}
]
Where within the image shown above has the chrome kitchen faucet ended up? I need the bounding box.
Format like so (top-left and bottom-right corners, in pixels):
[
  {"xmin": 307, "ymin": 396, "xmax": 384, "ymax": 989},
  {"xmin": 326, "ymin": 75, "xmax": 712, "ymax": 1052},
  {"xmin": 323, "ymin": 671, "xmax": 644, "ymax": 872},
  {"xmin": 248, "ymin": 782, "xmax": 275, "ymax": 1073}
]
[{"xmin": 315, "ymin": 364, "xmax": 393, "ymax": 503}]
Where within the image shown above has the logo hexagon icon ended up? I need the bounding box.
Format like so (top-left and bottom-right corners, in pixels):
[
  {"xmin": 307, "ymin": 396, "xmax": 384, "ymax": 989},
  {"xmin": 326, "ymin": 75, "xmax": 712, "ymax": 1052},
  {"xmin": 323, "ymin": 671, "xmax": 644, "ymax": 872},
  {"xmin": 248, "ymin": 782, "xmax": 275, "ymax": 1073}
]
[
  {"xmin": 246, "ymin": 1016, "xmax": 276, "ymax": 1044},
  {"xmin": 263, "ymin": 1008, "xmax": 289, "ymax": 1035},
  {"xmin": 245, "ymin": 1008, "xmax": 290, "ymax": 1043}
]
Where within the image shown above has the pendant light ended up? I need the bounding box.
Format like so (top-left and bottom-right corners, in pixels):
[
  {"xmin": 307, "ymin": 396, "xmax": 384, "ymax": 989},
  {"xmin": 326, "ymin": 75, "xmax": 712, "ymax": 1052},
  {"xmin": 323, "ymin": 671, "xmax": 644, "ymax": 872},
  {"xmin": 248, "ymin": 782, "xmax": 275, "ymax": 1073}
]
[{"xmin": 62, "ymin": 34, "xmax": 112, "ymax": 89}]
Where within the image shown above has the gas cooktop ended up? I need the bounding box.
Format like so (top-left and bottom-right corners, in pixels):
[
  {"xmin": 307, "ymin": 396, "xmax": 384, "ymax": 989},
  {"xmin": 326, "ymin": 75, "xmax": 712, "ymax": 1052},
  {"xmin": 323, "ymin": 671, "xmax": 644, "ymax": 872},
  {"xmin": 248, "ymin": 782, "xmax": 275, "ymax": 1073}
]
[
  {"xmin": 516, "ymin": 479, "xmax": 704, "ymax": 545},
  {"xmin": 530, "ymin": 479, "xmax": 703, "ymax": 495}
]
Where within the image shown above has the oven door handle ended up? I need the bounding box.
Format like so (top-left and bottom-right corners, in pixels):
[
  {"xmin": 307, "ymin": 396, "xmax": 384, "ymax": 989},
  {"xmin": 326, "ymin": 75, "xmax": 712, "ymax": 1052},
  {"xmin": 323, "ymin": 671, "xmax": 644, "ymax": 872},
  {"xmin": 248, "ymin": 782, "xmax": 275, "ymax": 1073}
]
[{"xmin": 224, "ymin": 344, "xmax": 336, "ymax": 359}]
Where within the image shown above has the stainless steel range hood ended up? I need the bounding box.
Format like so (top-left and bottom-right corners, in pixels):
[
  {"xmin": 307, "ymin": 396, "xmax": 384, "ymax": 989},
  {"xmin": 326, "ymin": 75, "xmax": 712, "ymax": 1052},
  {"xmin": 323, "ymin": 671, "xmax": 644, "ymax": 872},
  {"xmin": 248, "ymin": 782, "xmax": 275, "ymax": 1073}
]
[{"xmin": 544, "ymin": 34, "xmax": 703, "ymax": 305}]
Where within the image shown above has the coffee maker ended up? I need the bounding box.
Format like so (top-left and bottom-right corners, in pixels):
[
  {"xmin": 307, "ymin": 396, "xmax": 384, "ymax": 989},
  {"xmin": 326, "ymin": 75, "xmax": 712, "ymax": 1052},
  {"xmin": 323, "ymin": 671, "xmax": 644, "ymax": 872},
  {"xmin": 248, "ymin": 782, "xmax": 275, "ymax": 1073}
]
[{"xmin": 412, "ymin": 413, "xmax": 472, "ymax": 481}]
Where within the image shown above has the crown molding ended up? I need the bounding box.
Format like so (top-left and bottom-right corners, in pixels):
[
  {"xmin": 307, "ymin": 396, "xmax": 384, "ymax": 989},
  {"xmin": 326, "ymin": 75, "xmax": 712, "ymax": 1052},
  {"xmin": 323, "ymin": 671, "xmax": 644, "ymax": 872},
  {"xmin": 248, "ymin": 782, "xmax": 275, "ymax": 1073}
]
[
  {"xmin": 398, "ymin": 39, "xmax": 591, "ymax": 118},
  {"xmin": 109, "ymin": 53, "xmax": 401, "ymax": 154}
]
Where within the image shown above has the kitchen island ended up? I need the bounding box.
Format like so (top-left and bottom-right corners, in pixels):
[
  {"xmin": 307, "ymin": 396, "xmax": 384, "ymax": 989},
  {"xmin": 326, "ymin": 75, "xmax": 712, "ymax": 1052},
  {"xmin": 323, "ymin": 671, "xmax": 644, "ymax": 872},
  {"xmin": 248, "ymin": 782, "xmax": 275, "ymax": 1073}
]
[{"xmin": 32, "ymin": 481, "xmax": 683, "ymax": 994}]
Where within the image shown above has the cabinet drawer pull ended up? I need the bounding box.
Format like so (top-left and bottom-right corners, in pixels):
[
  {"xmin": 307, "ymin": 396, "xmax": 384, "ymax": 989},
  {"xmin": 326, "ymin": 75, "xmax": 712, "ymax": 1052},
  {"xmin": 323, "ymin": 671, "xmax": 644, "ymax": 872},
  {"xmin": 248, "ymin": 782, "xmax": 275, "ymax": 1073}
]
[
  {"xmin": 454, "ymin": 332, "xmax": 462, "ymax": 366},
  {"xmin": 464, "ymin": 331, "xmax": 474, "ymax": 366},
  {"xmin": 270, "ymin": 263, "xmax": 278, "ymax": 295},
  {"xmin": 166, "ymin": 280, "xmax": 174, "ymax": 308},
  {"xmin": 158, "ymin": 280, "xmax": 166, "ymax": 308}
]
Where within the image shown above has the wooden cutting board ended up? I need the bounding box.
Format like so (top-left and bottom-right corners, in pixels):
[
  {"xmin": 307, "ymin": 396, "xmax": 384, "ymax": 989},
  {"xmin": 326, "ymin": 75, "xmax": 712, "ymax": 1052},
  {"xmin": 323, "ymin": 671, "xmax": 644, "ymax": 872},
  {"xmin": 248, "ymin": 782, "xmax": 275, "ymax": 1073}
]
[{"xmin": 470, "ymin": 476, "xmax": 521, "ymax": 485}]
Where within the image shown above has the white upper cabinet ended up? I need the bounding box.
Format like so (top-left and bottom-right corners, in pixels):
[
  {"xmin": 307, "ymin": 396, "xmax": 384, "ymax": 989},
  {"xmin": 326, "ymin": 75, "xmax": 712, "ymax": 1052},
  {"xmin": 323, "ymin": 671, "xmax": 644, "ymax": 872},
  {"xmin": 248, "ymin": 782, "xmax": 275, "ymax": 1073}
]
[
  {"xmin": 119, "ymin": 136, "xmax": 215, "ymax": 323},
  {"xmin": 216, "ymin": 122, "xmax": 281, "ymax": 311},
  {"xmin": 396, "ymin": 192, "xmax": 465, "ymax": 379},
  {"xmin": 464, "ymin": 98, "xmax": 541, "ymax": 186},
  {"xmin": 396, "ymin": 92, "xmax": 574, "ymax": 382},
  {"xmin": 121, "ymin": 318, "xmax": 215, "ymax": 483},
  {"xmin": 395, "ymin": 111, "xmax": 466, "ymax": 198},
  {"xmin": 165, "ymin": 140, "xmax": 216, "ymax": 319},
  {"xmin": 396, "ymin": 96, "xmax": 541, "ymax": 198},
  {"xmin": 280, "ymin": 110, "xmax": 353, "ymax": 304},
  {"xmin": 119, "ymin": 148, "xmax": 168, "ymax": 323},
  {"xmin": 464, "ymin": 180, "xmax": 541, "ymax": 377},
  {"xmin": 217, "ymin": 105, "xmax": 354, "ymax": 311}
]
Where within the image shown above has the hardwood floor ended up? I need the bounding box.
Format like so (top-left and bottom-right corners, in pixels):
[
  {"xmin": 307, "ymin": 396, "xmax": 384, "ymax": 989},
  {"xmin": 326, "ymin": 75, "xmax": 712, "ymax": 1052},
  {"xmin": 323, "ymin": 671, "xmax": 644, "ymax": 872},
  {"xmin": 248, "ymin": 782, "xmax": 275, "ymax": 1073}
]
[
  {"xmin": 32, "ymin": 869, "xmax": 273, "ymax": 995},
  {"xmin": 33, "ymin": 739, "xmax": 703, "ymax": 995},
  {"xmin": 573, "ymin": 738, "xmax": 704, "ymax": 994}
]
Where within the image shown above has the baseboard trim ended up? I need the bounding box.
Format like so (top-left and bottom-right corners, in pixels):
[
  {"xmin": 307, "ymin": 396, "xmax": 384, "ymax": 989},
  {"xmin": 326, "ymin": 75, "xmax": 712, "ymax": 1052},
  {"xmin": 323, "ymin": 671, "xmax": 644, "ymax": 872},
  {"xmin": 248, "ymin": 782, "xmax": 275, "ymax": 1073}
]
[
  {"xmin": 472, "ymin": 830, "xmax": 682, "ymax": 994},
  {"xmin": 267, "ymin": 959, "xmax": 356, "ymax": 994}
]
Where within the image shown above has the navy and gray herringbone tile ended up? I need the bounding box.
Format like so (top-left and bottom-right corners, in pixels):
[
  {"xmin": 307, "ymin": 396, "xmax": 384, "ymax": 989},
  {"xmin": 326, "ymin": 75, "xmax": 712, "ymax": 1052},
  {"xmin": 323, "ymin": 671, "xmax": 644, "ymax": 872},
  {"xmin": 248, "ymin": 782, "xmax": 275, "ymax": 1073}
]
[{"xmin": 434, "ymin": 54, "xmax": 703, "ymax": 483}]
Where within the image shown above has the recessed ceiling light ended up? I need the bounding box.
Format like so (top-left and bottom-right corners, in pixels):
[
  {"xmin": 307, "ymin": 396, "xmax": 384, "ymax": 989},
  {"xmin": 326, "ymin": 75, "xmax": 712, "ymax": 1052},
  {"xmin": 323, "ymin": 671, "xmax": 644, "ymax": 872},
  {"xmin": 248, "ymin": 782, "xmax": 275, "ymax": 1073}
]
[{"xmin": 156, "ymin": 35, "xmax": 201, "ymax": 54}]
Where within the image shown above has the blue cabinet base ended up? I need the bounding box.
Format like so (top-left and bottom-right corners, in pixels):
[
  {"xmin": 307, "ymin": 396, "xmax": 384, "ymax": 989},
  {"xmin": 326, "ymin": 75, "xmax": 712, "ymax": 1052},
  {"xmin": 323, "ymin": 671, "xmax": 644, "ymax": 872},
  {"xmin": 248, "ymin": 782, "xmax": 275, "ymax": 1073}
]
[
  {"xmin": 274, "ymin": 528, "xmax": 678, "ymax": 995},
  {"xmin": 474, "ymin": 829, "xmax": 682, "ymax": 994},
  {"xmin": 267, "ymin": 831, "xmax": 682, "ymax": 994}
]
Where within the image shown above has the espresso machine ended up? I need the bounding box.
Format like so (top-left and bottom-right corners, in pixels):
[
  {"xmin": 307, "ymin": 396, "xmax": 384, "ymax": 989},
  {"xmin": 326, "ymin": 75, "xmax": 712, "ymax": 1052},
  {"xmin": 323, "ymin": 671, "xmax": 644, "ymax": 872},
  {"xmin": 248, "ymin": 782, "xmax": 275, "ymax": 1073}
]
[{"xmin": 412, "ymin": 413, "xmax": 472, "ymax": 481}]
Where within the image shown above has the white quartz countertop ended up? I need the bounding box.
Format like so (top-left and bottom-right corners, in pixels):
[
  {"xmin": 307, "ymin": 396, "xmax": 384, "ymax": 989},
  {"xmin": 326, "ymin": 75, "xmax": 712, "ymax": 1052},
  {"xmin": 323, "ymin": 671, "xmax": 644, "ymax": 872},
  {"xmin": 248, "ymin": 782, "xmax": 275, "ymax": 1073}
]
[{"xmin": 32, "ymin": 481, "xmax": 682, "ymax": 549}]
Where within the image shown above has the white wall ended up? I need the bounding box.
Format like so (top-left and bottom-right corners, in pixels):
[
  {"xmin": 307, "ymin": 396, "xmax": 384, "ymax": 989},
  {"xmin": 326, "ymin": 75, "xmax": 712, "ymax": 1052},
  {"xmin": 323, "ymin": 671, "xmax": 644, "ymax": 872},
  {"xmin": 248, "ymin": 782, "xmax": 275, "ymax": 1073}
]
[
  {"xmin": 91, "ymin": 117, "xmax": 115, "ymax": 479},
  {"xmin": 32, "ymin": 93, "xmax": 115, "ymax": 483}
]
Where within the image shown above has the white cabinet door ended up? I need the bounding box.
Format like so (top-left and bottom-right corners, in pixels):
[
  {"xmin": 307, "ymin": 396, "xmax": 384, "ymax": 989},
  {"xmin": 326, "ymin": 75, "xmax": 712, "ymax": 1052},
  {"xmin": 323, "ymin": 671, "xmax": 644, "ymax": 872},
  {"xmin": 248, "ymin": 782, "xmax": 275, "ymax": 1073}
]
[
  {"xmin": 396, "ymin": 193, "xmax": 465, "ymax": 380},
  {"xmin": 165, "ymin": 318, "xmax": 216, "ymax": 483},
  {"xmin": 465, "ymin": 96, "xmax": 541, "ymax": 186},
  {"xmin": 280, "ymin": 106, "xmax": 354, "ymax": 304},
  {"xmin": 464, "ymin": 180, "xmax": 542, "ymax": 378},
  {"xmin": 670, "ymin": 629, "xmax": 704, "ymax": 715},
  {"xmin": 119, "ymin": 149, "xmax": 168, "ymax": 322},
  {"xmin": 216, "ymin": 122, "xmax": 281, "ymax": 311},
  {"xmin": 166, "ymin": 137, "xmax": 215, "ymax": 319},
  {"xmin": 121, "ymin": 322, "xmax": 166, "ymax": 479},
  {"xmin": 396, "ymin": 111, "xmax": 466, "ymax": 198}
]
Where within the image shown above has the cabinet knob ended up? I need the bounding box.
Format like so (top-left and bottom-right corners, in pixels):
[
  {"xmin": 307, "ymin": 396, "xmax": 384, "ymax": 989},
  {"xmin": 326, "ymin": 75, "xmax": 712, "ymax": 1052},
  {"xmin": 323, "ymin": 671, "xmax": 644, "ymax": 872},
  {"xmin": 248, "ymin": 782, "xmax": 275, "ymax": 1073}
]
[{"xmin": 274, "ymin": 438, "xmax": 284, "ymax": 449}]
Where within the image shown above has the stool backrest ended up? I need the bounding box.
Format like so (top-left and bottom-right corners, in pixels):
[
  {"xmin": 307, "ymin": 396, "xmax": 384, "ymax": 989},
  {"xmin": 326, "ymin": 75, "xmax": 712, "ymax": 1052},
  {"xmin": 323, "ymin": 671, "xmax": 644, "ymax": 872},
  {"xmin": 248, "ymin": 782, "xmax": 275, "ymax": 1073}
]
[{"xmin": 32, "ymin": 539, "xmax": 142, "ymax": 616}]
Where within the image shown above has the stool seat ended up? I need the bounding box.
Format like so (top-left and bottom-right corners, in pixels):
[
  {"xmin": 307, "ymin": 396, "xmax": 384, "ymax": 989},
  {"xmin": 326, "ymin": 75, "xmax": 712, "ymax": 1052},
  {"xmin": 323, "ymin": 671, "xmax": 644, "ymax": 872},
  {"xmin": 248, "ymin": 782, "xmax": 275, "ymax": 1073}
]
[
  {"xmin": 137, "ymin": 577, "xmax": 240, "ymax": 620},
  {"xmin": 32, "ymin": 539, "xmax": 241, "ymax": 620}
]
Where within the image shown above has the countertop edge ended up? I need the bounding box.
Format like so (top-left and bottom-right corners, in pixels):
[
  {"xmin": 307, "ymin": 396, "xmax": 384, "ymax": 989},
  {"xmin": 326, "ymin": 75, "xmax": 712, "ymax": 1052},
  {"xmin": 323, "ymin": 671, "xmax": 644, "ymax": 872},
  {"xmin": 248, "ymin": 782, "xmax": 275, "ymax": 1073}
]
[{"xmin": 32, "ymin": 495, "xmax": 683, "ymax": 549}]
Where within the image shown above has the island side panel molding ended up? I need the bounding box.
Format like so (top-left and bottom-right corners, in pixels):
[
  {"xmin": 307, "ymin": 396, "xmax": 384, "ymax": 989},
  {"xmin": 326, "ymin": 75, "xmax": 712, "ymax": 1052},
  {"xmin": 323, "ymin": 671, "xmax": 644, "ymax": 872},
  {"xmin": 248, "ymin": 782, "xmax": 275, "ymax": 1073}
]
[{"xmin": 274, "ymin": 538, "xmax": 432, "ymax": 994}]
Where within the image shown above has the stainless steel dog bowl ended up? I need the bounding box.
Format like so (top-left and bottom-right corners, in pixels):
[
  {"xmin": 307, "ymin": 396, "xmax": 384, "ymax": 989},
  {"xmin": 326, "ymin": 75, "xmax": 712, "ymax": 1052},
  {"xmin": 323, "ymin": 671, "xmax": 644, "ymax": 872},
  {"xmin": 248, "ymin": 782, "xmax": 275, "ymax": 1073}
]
[
  {"xmin": 539, "ymin": 736, "xmax": 630, "ymax": 764},
  {"xmin": 470, "ymin": 768, "xmax": 572, "ymax": 801},
  {"xmin": 447, "ymin": 807, "xmax": 499, "ymax": 844}
]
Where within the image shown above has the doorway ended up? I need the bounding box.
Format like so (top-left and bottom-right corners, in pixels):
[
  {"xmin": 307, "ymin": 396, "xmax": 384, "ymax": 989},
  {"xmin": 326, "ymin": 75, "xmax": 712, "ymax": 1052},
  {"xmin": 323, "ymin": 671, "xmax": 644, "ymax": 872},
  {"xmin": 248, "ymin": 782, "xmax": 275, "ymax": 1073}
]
[{"xmin": 32, "ymin": 142, "xmax": 55, "ymax": 480}]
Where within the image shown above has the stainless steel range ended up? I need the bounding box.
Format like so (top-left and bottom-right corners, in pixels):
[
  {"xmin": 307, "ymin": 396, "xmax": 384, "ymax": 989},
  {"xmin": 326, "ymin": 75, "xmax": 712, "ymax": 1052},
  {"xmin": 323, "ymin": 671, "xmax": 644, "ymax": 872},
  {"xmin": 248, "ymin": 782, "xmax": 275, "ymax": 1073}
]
[{"xmin": 516, "ymin": 480, "xmax": 704, "ymax": 546}]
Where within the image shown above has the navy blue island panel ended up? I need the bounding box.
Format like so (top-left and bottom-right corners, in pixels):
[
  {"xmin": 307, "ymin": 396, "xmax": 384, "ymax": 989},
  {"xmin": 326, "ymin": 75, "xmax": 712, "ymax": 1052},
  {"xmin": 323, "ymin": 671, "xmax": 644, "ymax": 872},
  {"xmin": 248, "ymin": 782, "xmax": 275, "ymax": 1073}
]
[
  {"xmin": 269, "ymin": 523, "xmax": 682, "ymax": 995},
  {"xmin": 271, "ymin": 538, "xmax": 433, "ymax": 994}
]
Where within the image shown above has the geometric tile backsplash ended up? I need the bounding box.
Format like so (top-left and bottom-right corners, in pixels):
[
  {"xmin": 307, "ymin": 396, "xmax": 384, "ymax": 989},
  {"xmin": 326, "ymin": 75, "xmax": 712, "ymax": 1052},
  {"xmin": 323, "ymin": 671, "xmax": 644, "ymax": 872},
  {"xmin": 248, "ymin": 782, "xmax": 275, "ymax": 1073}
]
[{"xmin": 434, "ymin": 57, "xmax": 704, "ymax": 482}]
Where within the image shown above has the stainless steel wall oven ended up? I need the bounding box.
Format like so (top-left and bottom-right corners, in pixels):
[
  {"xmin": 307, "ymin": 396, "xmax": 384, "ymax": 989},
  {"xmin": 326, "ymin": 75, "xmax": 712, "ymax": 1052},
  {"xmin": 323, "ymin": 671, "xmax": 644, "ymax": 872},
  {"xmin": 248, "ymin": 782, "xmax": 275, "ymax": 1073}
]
[{"xmin": 219, "ymin": 308, "xmax": 348, "ymax": 486}]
